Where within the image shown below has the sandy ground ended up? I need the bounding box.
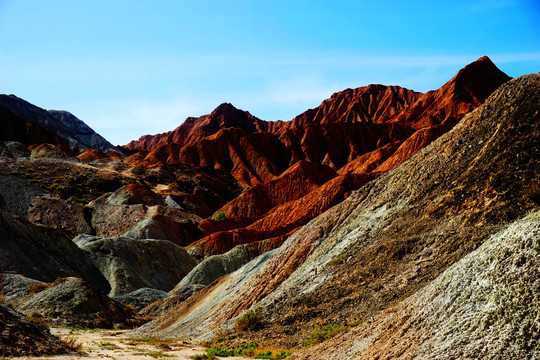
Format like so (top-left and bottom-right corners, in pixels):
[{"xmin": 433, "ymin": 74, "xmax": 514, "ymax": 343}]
[{"xmin": 11, "ymin": 328, "xmax": 251, "ymax": 360}]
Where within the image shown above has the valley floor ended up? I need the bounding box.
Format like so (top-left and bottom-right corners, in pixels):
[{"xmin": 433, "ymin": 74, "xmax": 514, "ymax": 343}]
[{"xmin": 10, "ymin": 329, "xmax": 251, "ymax": 360}]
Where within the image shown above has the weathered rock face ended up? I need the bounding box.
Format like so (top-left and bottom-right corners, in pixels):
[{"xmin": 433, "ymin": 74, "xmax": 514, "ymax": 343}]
[
  {"xmin": 171, "ymin": 244, "xmax": 263, "ymax": 298},
  {"xmin": 123, "ymin": 214, "xmax": 200, "ymax": 246},
  {"xmin": 133, "ymin": 249, "xmax": 277, "ymax": 337},
  {"xmin": 74, "ymin": 235, "xmax": 197, "ymax": 297},
  {"xmin": 47, "ymin": 109, "xmax": 122, "ymax": 154},
  {"xmin": 0, "ymin": 174, "xmax": 48, "ymax": 217},
  {"xmin": 135, "ymin": 74, "xmax": 539, "ymax": 351},
  {"xmin": 27, "ymin": 196, "xmax": 93, "ymax": 237},
  {"xmin": 106, "ymin": 183, "xmax": 164, "ymax": 206},
  {"xmin": 290, "ymin": 212, "xmax": 540, "ymax": 360},
  {"xmin": 0, "ymin": 210, "xmax": 110, "ymax": 293},
  {"xmin": 279, "ymin": 84, "xmax": 422, "ymax": 130},
  {"xmin": 30, "ymin": 143, "xmax": 75, "ymax": 160},
  {"xmin": 76, "ymin": 148, "xmax": 122, "ymax": 163},
  {"xmin": 0, "ymin": 304, "xmax": 72, "ymax": 357},
  {"xmin": 0, "ymin": 273, "xmax": 41, "ymax": 303},
  {"xmin": 0, "ymin": 102, "xmax": 72, "ymax": 154},
  {"xmin": 188, "ymin": 172, "xmax": 379, "ymax": 258},
  {"xmin": 204, "ymin": 160, "xmax": 338, "ymax": 228},
  {"xmin": 15, "ymin": 277, "xmax": 143, "ymax": 329},
  {"xmin": 162, "ymin": 128, "xmax": 291, "ymax": 188}
]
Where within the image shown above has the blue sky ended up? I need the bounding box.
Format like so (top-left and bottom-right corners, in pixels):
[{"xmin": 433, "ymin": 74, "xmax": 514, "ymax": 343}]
[{"xmin": 1, "ymin": 0, "xmax": 539, "ymax": 145}]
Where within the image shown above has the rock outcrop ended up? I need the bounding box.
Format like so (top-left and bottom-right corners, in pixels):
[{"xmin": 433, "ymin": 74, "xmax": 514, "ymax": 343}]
[
  {"xmin": 14, "ymin": 277, "xmax": 143, "ymax": 329},
  {"xmin": 113, "ymin": 287, "xmax": 170, "ymax": 312},
  {"xmin": 0, "ymin": 273, "xmax": 41, "ymax": 303},
  {"xmin": 0, "ymin": 174, "xmax": 48, "ymax": 217},
  {"xmin": 290, "ymin": 211, "xmax": 540, "ymax": 360},
  {"xmin": 74, "ymin": 235, "xmax": 197, "ymax": 297},
  {"xmin": 125, "ymin": 102, "xmax": 271, "ymax": 152},
  {"xmin": 0, "ymin": 210, "xmax": 110, "ymax": 293},
  {"xmin": 0, "ymin": 141, "xmax": 31, "ymax": 158}
]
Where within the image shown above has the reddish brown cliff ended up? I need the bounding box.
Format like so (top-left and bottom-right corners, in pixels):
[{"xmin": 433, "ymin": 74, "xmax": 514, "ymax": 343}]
[{"xmin": 128, "ymin": 56, "xmax": 511, "ymax": 259}]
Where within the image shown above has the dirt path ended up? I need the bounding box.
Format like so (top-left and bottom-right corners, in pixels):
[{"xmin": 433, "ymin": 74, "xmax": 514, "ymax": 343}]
[{"xmin": 10, "ymin": 328, "xmax": 250, "ymax": 360}]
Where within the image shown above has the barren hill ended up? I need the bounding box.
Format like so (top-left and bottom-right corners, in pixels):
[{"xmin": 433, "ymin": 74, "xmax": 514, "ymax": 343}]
[{"xmin": 135, "ymin": 74, "xmax": 539, "ymax": 359}]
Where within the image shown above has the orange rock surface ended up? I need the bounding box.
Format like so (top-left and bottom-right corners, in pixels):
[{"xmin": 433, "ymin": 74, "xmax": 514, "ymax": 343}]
[{"xmin": 126, "ymin": 56, "xmax": 511, "ymax": 258}]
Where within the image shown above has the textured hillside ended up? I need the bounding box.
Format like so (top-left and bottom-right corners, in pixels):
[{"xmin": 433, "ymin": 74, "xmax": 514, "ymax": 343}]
[
  {"xmin": 135, "ymin": 74, "xmax": 539, "ymax": 358},
  {"xmin": 182, "ymin": 56, "xmax": 510, "ymax": 259}
]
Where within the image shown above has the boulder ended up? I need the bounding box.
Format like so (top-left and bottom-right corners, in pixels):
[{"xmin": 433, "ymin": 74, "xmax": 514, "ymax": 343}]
[
  {"xmin": 15, "ymin": 277, "xmax": 143, "ymax": 329},
  {"xmin": 74, "ymin": 235, "xmax": 196, "ymax": 297}
]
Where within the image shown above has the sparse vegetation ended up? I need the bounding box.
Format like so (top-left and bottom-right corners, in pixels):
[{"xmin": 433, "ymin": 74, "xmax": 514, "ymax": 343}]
[
  {"xmin": 27, "ymin": 312, "xmax": 50, "ymax": 331},
  {"xmin": 197, "ymin": 342, "xmax": 291, "ymax": 359},
  {"xmin": 398, "ymin": 289, "xmax": 415, "ymax": 301},
  {"xmin": 524, "ymin": 178, "xmax": 540, "ymax": 204},
  {"xmin": 99, "ymin": 341, "xmax": 119, "ymax": 350},
  {"xmin": 236, "ymin": 309, "xmax": 265, "ymax": 333},
  {"xmin": 328, "ymin": 254, "xmax": 347, "ymax": 265},
  {"xmin": 214, "ymin": 210, "xmax": 228, "ymax": 221},
  {"xmin": 303, "ymin": 324, "xmax": 346, "ymax": 348},
  {"xmin": 126, "ymin": 337, "xmax": 176, "ymax": 350},
  {"xmin": 63, "ymin": 335, "xmax": 84, "ymax": 353}
]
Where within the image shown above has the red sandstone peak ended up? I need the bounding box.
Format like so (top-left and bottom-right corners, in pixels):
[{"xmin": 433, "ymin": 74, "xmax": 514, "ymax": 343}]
[
  {"xmin": 390, "ymin": 55, "xmax": 511, "ymax": 130},
  {"xmin": 125, "ymin": 103, "xmax": 270, "ymax": 152},
  {"xmin": 280, "ymin": 85, "xmax": 422, "ymax": 131}
]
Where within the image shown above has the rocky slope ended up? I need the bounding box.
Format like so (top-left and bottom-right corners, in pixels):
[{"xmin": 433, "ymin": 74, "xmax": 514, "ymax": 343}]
[
  {"xmin": 0, "ymin": 304, "xmax": 73, "ymax": 357},
  {"xmin": 134, "ymin": 73, "xmax": 539, "ymax": 358},
  {"xmin": 0, "ymin": 209, "xmax": 110, "ymax": 293},
  {"xmin": 289, "ymin": 211, "xmax": 540, "ymax": 359}
]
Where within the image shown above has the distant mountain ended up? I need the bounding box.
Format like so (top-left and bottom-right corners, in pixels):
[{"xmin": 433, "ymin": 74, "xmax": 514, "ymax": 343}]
[
  {"xmin": 0, "ymin": 95, "xmax": 122, "ymax": 155},
  {"xmin": 121, "ymin": 56, "xmax": 511, "ymax": 260},
  {"xmin": 125, "ymin": 102, "xmax": 272, "ymax": 152}
]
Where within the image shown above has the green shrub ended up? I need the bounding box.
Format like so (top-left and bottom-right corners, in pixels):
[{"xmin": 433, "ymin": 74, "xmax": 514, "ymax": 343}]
[
  {"xmin": 214, "ymin": 210, "xmax": 228, "ymax": 221},
  {"xmin": 328, "ymin": 254, "xmax": 347, "ymax": 265},
  {"xmin": 304, "ymin": 324, "xmax": 345, "ymax": 348},
  {"xmin": 236, "ymin": 309, "xmax": 265, "ymax": 333}
]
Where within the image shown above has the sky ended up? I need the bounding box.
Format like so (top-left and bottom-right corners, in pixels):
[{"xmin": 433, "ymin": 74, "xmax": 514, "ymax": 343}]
[{"xmin": 0, "ymin": 1, "xmax": 539, "ymax": 145}]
